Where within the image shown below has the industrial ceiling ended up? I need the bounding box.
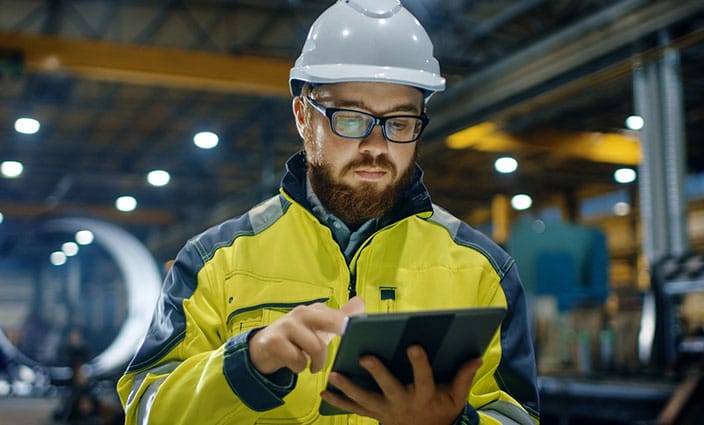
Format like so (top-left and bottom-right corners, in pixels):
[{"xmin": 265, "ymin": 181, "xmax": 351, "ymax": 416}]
[{"xmin": 0, "ymin": 0, "xmax": 703, "ymax": 261}]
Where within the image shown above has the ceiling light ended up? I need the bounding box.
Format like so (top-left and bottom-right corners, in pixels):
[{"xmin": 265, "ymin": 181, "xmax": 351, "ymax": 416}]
[
  {"xmin": 62, "ymin": 241, "xmax": 79, "ymax": 256},
  {"xmin": 614, "ymin": 168, "xmax": 637, "ymax": 184},
  {"xmin": 147, "ymin": 169, "xmax": 171, "ymax": 187},
  {"xmin": 494, "ymin": 156, "xmax": 518, "ymax": 174},
  {"xmin": 614, "ymin": 202, "xmax": 631, "ymax": 216},
  {"xmin": 14, "ymin": 117, "xmax": 40, "ymax": 135},
  {"xmin": 75, "ymin": 230, "xmax": 94, "ymax": 245},
  {"xmin": 511, "ymin": 194, "xmax": 533, "ymax": 210},
  {"xmin": 1, "ymin": 160, "xmax": 23, "ymax": 178},
  {"xmin": 115, "ymin": 195, "xmax": 137, "ymax": 212},
  {"xmin": 193, "ymin": 131, "xmax": 219, "ymax": 149},
  {"xmin": 0, "ymin": 212, "xmax": 3, "ymax": 224},
  {"xmin": 50, "ymin": 251, "xmax": 67, "ymax": 266},
  {"xmin": 625, "ymin": 115, "xmax": 644, "ymax": 131}
]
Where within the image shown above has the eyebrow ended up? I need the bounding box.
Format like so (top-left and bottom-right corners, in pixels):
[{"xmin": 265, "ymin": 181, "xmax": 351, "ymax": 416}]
[{"xmin": 323, "ymin": 98, "xmax": 422, "ymax": 115}]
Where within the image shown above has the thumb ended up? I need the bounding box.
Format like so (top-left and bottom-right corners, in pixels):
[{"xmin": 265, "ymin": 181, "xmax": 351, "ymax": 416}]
[{"xmin": 340, "ymin": 296, "xmax": 365, "ymax": 317}]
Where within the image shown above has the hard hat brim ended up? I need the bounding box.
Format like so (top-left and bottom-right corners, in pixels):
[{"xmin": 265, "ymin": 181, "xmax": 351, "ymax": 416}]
[{"xmin": 290, "ymin": 64, "xmax": 445, "ymax": 97}]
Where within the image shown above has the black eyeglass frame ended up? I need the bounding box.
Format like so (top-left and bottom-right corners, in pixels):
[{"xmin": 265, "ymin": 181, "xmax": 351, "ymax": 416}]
[{"xmin": 305, "ymin": 96, "xmax": 429, "ymax": 143}]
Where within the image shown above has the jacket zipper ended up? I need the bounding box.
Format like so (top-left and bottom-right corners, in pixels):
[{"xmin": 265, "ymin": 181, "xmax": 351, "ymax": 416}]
[
  {"xmin": 347, "ymin": 221, "xmax": 404, "ymax": 300},
  {"xmin": 348, "ymin": 274, "xmax": 357, "ymax": 298}
]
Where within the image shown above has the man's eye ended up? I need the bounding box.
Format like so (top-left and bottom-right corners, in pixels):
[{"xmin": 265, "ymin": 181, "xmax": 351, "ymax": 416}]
[
  {"xmin": 387, "ymin": 119, "xmax": 410, "ymax": 131},
  {"xmin": 335, "ymin": 114, "xmax": 368, "ymax": 134}
]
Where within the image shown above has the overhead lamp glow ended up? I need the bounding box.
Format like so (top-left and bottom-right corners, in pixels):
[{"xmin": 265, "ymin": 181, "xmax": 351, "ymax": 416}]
[
  {"xmin": 625, "ymin": 115, "xmax": 644, "ymax": 131},
  {"xmin": 494, "ymin": 156, "xmax": 518, "ymax": 174},
  {"xmin": 614, "ymin": 202, "xmax": 631, "ymax": 216},
  {"xmin": 1, "ymin": 160, "xmax": 23, "ymax": 178},
  {"xmin": 62, "ymin": 241, "xmax": 79, "ymax": 256},
  {"xmin": 614, "ymin": 168, "xmax": 637, "ymax": 184},
  {"xmin": 0, "ymin": 212, "xmax": 3, "ymax": 224},
  {"xmin": 147, "ymin": 169, "xmax": 171, "ymax": 187},
  {"xmin": 75, "ymin": 230, "xmax": 94, "ymax": 245},
  {"xmin": 193, "ymin": 131, "xmax": 219, "ymax": 149},
  {"xmin": 14, "ymin": 117, "xmax": 40, "ymax": 135},
  {"xmin": 115, "ymin": 195, "xmax": 137, "ymax": 212},
  {"xmin": 511, "ymin": 194, "xmax": 533, "ymax": 211},
  {"xmin": 50, "ymin": 251, "xmax": 67, "ymax": 266}
]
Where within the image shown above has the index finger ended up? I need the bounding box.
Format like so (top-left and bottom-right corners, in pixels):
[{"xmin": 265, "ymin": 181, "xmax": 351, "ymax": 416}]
[{"xmin": 292, "ymin": 303, "xmax": 349, "ymax": 336}]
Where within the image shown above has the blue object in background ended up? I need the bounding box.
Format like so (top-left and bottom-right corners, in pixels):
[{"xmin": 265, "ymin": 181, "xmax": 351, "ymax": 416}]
[{"xmin": 508, "ymin": 219, "xmax": 609, "ymax": 311}]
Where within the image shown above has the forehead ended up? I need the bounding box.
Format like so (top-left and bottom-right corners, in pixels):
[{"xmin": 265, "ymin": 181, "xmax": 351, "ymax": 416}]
[{"xmin": 313, "ymin": 82, "xmax": 424, "ymax": 111}]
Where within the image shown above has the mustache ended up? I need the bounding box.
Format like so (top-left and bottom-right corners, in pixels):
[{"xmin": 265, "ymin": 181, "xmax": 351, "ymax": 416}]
[{"xmin": 341, "ymin": 154, "xmax": 396, "ymax": 176}]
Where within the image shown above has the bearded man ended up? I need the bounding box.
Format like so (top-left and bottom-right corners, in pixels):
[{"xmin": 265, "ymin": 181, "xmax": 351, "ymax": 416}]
[{"xmin": 117, "ymin": 1, "xmax": 540, "ymax": 424}]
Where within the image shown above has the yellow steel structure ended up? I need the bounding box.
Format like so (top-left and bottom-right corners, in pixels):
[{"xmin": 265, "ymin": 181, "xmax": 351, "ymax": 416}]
[
  {"xmin": 0, "ymin": 31, "xmax": 292, "ymax": 97},
  {"xmin": 0, "ymin": 201, "xmax": 176, "ymax": 225},
  {"xmin": 446, "ymin": 121, "xmax": 641, "ymax": 165}
]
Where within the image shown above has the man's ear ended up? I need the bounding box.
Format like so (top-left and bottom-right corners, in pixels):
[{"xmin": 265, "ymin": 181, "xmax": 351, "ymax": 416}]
[{"xmin": 292, "ymin": 96, "xmax": 306, "ymax": 139}]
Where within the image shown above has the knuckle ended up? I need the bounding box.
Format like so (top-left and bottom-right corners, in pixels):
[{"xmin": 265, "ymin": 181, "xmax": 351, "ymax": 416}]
[
  {"xmin": 290, "ymin": 356, "xmax": 307, "ymax": 373},
  {"xmin": 289, "ymin": 304, "xmax": 313, "ymax": 320},
  {"xmin": 261, "ymin": 335, "xmax": 283, "ymax": 353},
  {"xmin": 286, "ymin": 305, "xmax": 303, "ymax": 319},
  {"xmin": 291, "ymin": 304, "xmax": 306, "ymax": 314},
  {"xmin": 278, "ymin": 317, "xmax": 296, "ymax": 333}
]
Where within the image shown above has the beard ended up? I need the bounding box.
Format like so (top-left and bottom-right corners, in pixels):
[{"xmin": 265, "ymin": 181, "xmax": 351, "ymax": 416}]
[{"xmin": 307, "ymin": 150, "xmax": 417, "ymax": 228}]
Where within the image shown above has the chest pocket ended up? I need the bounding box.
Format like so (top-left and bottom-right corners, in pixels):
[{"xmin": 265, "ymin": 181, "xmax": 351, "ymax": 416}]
[
  {"xmin": 225, "ymin": 272, "xmax": 336, "ymax": 424},
  {"xmin": 226, "ymin": 272, "xmax": 334, "ymax": 333}
]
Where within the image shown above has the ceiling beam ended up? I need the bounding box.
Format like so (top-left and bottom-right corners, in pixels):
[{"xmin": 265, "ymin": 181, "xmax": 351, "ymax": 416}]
[
  {"xmin": 0, "ymin": 30, "xmax": 292, "ymax": 97},
  {"xmin": 426, "ymin": 0, "xmax": 704, "ymax": 140},
  {"xmin": 0, "ymin": 201, "xmax": 176, "ymax": 226}
]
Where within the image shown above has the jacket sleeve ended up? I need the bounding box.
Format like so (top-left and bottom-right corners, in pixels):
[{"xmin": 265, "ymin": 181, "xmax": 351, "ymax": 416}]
[
  {"xmin": 116, "ymin": 239, "xmax": 295, "ymax": 425},
  {"xmin": 470, "ymin": 260, "xmax": 540, "ymax": 425}
]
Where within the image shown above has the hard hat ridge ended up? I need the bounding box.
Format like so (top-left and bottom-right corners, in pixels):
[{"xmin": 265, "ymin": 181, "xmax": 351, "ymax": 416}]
[
  {"xmin": 344, "ymin": 0, "xmax": 402, "ymax": 18},
  {"xmin": 289, "ymin": 0, "xmax": 445, "ymax": 101}
]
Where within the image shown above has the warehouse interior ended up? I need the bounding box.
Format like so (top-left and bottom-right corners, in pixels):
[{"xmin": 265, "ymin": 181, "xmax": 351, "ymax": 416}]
[{"xmin": 1, "ymin": 0, "xmax": 704, "ymax": 424}]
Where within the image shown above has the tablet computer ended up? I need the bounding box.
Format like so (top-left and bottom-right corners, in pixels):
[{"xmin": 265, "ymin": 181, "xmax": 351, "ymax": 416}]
[{"xmin": 319, "ymin": 306, "xmax": 506, "ymax": 416}]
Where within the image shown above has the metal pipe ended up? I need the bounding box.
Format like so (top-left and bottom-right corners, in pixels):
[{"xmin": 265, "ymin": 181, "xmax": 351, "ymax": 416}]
[
  {"xmin": 660, "ymin": 45, "xmax": 689, "ymax": 256},
  {"xmin": 634, "ymin": 61, "xmax": 669, "ymax": 261}
]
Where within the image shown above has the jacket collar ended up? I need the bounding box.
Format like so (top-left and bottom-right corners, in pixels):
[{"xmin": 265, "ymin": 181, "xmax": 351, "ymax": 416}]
[{"xmin": 281, "ymin": 151, "xmax": 433, "ymax": 223}]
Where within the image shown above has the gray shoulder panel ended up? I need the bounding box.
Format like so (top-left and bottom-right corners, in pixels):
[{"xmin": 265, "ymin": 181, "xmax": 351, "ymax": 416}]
[
  {"xmin": 193, "ymin": 194, "xmax": 291, "ymax": 263},
  {"xmin": 427, "ymin": 203, "xmax": 512, "ymax": 277},
  {"xmin": 248, "ymin": 194, "xmax": 290, "ymax": 235}
]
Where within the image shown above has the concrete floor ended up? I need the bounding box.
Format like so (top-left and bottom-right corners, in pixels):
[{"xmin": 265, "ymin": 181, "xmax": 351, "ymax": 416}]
[
  {"xmin": 0, "ymin": 396, "xmax": 61, "ymax": 425},
  {"xmin": 0, "ymin": 394, "xmax": 124, "ymax": 425}
]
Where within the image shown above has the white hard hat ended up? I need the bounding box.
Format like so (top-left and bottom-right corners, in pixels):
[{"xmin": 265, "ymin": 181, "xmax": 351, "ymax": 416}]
[{"xmin": 289, "ymin": 0, "xmax": 445, "ymax": 101}]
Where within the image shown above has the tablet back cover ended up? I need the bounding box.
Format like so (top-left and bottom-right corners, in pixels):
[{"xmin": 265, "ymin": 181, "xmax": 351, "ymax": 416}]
[{"xmin": 319, "ymin": 306, "xmax": 506, "ymax": 415}]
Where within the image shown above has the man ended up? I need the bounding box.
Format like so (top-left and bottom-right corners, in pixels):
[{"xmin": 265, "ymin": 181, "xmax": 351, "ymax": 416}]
[{"xmin": 117, "ymin": 1, "xmax": 540, "ymax": 424}]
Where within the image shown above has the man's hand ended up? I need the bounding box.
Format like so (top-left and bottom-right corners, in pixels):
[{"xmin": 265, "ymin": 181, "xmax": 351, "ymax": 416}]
[
  {"xmin": 248, "ymin": 297, "xmax": 365, "ymax": 375},
  {"xmin": 320, "ymin": 345, "xmax": 481, "ymax": 425}
]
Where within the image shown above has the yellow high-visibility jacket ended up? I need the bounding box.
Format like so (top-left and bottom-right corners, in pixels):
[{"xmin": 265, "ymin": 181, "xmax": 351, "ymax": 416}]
[{"xmin": 117, "ymin": 152, "xmax": 540, "ymax": 425}]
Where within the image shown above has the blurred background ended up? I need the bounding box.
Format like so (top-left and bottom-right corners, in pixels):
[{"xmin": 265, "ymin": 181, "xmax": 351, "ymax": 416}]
[{"xmin": 1, "ymin": 0, "xmax": 703, "ymax": 424}]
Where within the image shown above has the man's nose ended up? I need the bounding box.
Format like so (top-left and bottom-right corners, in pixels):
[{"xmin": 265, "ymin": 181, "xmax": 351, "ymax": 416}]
[{"xmin": 358, "ymin": 124, "xmax": 389, "ymax": 155}]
